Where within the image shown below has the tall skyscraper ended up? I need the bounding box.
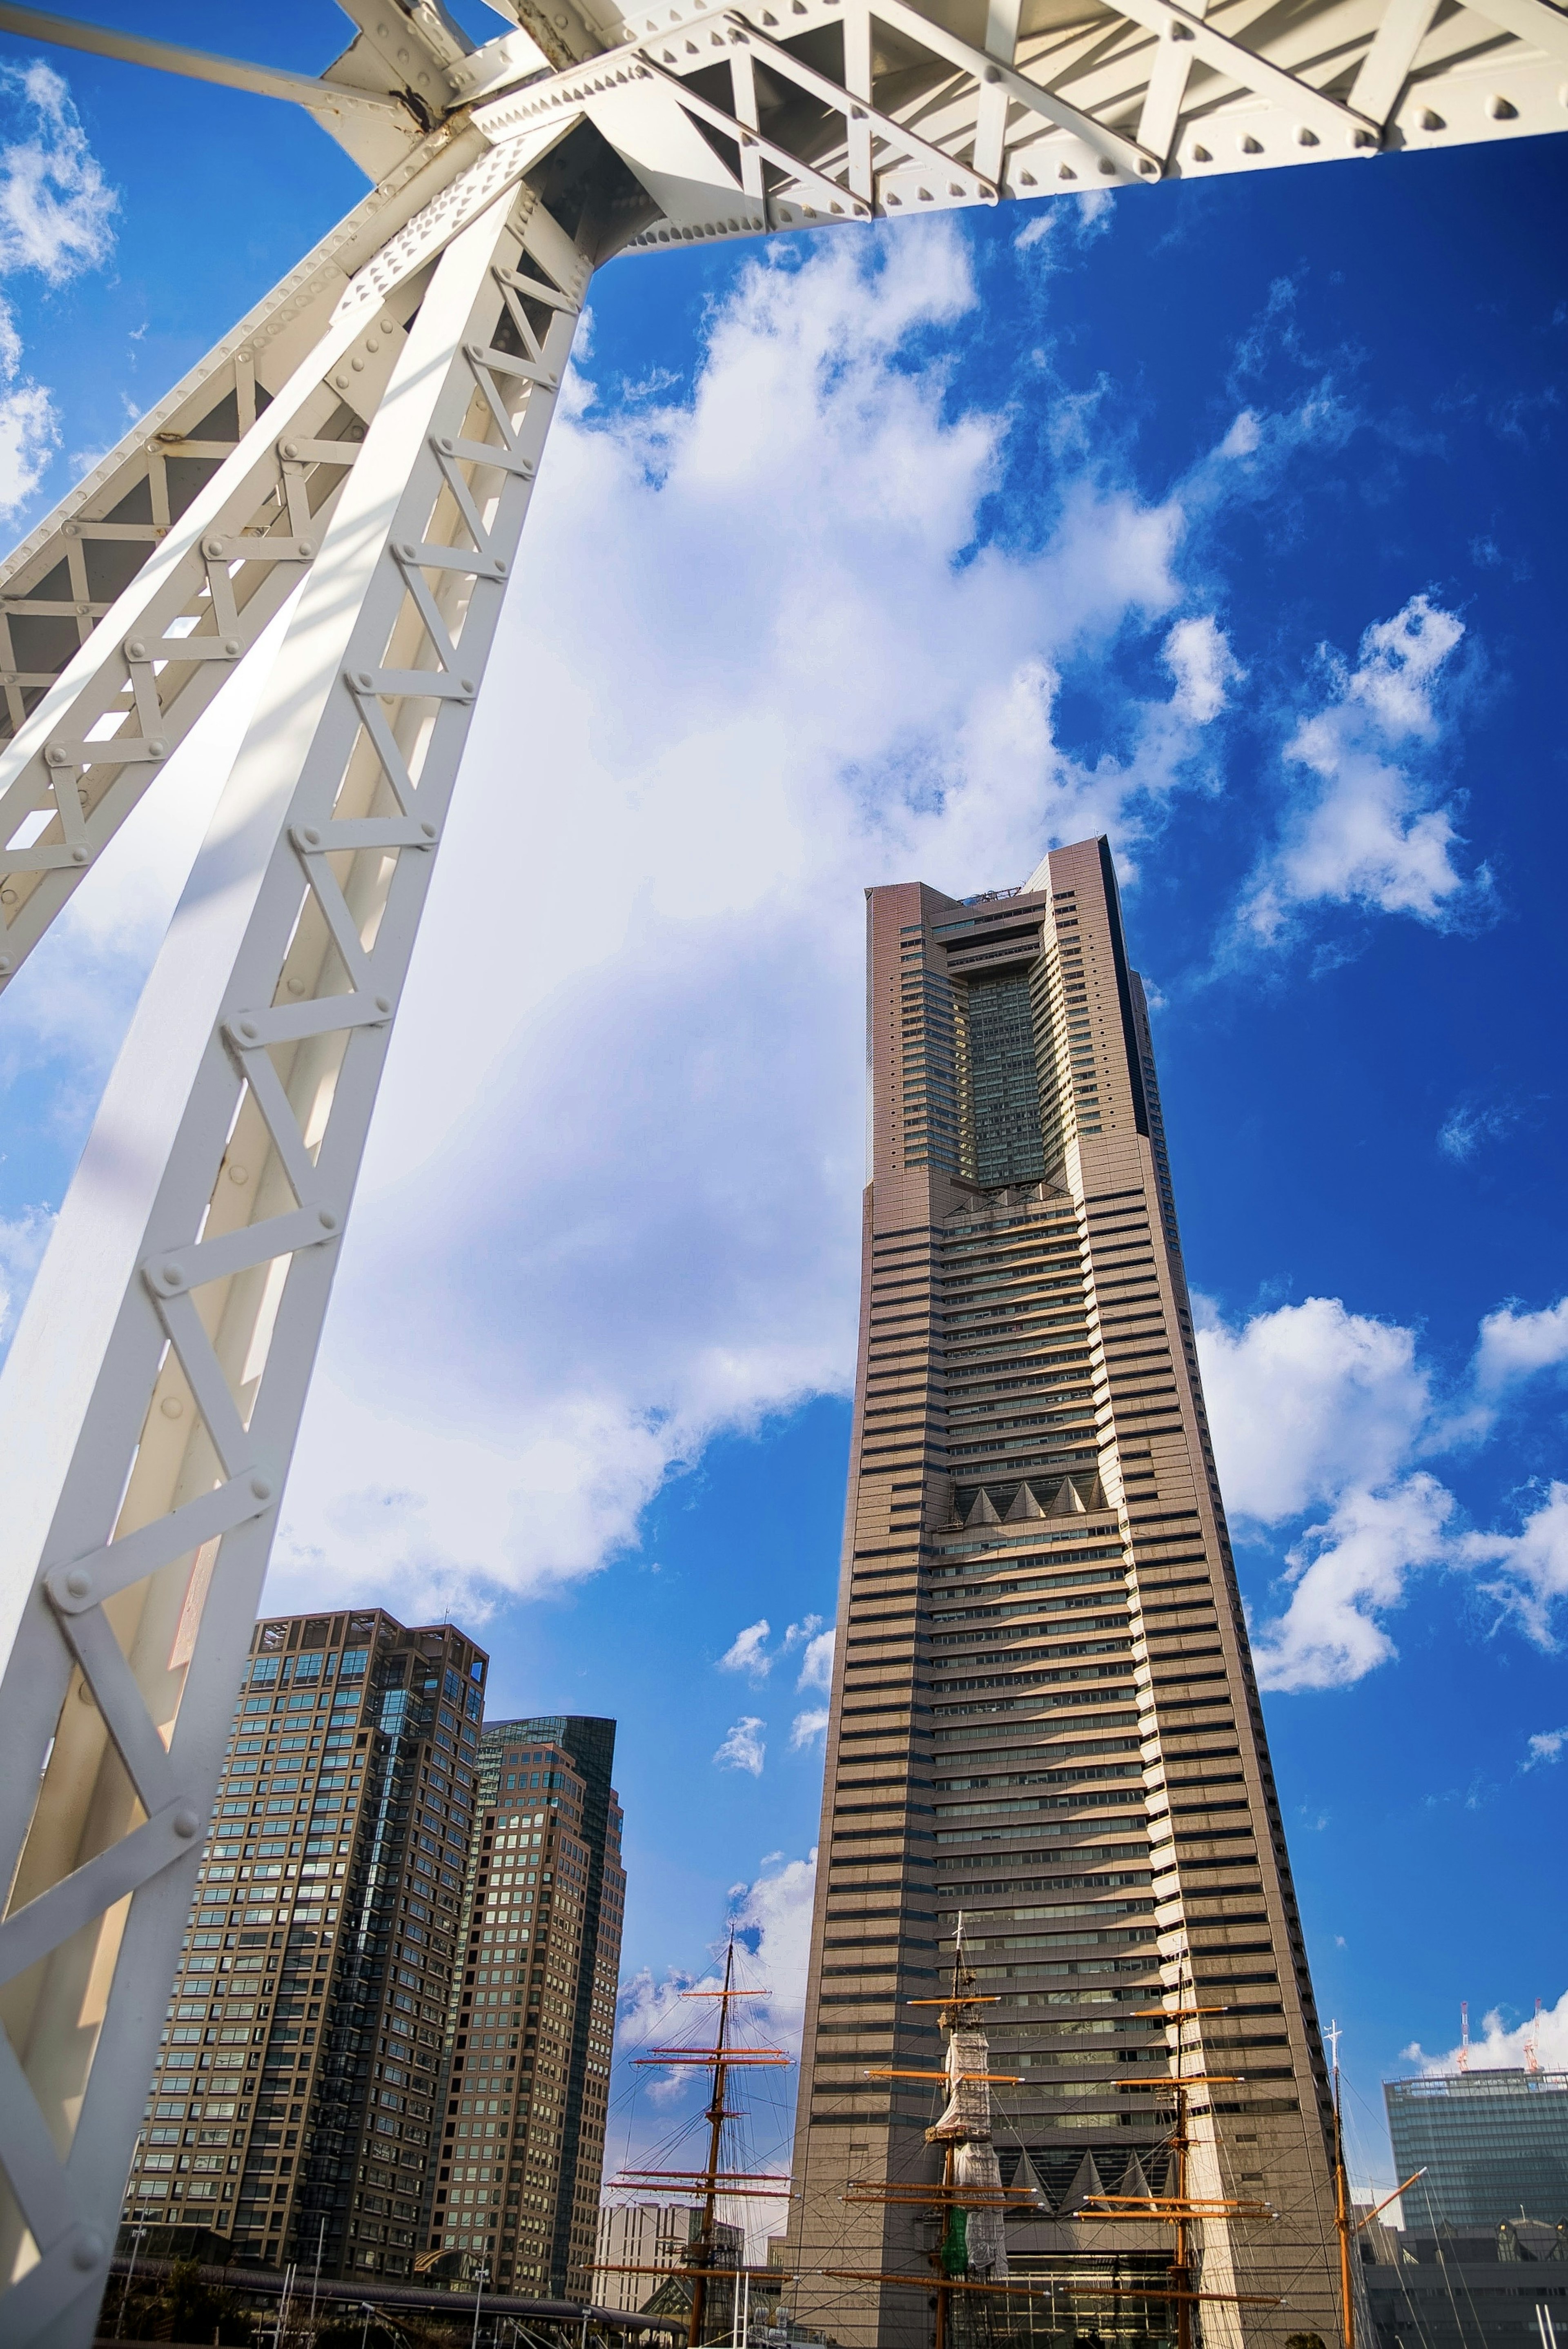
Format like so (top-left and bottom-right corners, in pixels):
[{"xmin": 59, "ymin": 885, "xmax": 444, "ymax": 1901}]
[
  {"xmin": 423, "ymin": 1716, "xmax": 625, "ymax": 2295},
  {"xmin": 122, "ymin": 1608, "xmax": 486, "ymax": 2280},
  {"xmin": 788, "ymin": 839, "xmax": 1339, "ymax": 2346}
]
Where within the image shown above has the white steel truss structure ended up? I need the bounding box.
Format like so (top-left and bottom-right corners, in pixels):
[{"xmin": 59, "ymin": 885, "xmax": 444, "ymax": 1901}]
[{"xmin": 0, "ymin": 0, "xmax": 1559, "ymax": 2340}]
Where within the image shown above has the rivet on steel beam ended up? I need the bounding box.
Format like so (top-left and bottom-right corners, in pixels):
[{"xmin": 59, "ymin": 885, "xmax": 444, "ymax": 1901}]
[
  {"xmin": 172, "ymin": 1809, "xmax": 201, "ymax": 1839},
  {"xmin": 65, "ymin": 1567, "xmax": 91, "ymax": 1600}
]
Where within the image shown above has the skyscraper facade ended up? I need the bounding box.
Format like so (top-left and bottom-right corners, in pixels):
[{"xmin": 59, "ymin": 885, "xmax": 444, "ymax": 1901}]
[
  {"xmin": 1385, "ymin": 2071, "xmax": 1568, "ymax": 2230},
  {"xmin": 787, "ymin": 839, "xmax": 1339, "ymax": 2346},
  {"xmin": 423, "ymin": 1716, "xmax": 625, "ymax": 2295},
  {"xmin": 121, "ymin": 1608, "xmax": 486, "ymax": 2280}
]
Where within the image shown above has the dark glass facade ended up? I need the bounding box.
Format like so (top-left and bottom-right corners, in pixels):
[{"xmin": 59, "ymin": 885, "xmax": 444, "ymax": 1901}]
[
  {"xmin": 1386, "ymin": 2071, "xmax": 1568, "ymax": 2228},
  {"xmin": 423, "ymin": 1716, "xmax": 625, "ymax": 2296},
  {"xmin": 121, "ymin": 1609, "xmax": 486, "ymax": 2279}
]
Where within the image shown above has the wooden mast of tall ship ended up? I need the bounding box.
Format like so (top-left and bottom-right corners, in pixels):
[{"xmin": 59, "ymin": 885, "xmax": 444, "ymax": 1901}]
[
  {"xmin": 607, "ymin": 1939, "xmax": 794, "ymax": 2349},
  {"xmin": 1323, "ymin": 2020, "xmax": 1427, "ymax": 2349}
]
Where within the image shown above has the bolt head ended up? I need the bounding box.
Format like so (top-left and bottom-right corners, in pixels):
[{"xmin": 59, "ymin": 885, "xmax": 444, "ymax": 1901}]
[
  {"xmin": 460, "ymin": 679, "xmax": 476, "ymax": 697},
  {"xmin": 148, "ymin": 739, "xmax": 168, "ymax": 759},
  {"xmin": 375, "ymin": 993, "xmax": 393, "ymax": 1013},
  {"xmin": 45, "ymin": 744, "xmax": 68, "ymax": 765},
  {"xmin": 65, "ymin": 1567, "xmax": 91, "ymax": 1600},
  {"xmin": 355, "ymin": 672, "xmax": 375, "ymax": 692},
  {"xmin": 71, "ymin": 846, "xmax": 89, "ymax": 864},
  {"xmin": 125, "ymin": 639, "xmax": 147, "ymax": 661},
  {"xmin": 280, "ymin": 439, "xmax": 300, "ymax": 460},
  {"xmin": 71, "ymin": 2231, "xmax": 105, "ymax": 2272},
  {"xmin": 238, "ymin": 1019, "xmax": 258, "ymax": 1041},
  {"xmin": 160, "ymin": 1263, "xmax": 184, "ymax": 1289},
  {"xmin": 437, "ymin": 436, "xmax": 456, "ymax": 456},
  {"xmin": 172, "ymin": 1807, "xmax": 200, "ymax": 1840},
  {"xmin": 420, "ymin": 822, "xmax": 437, "ymax": 841},
  {"xmin": 301, "ymin": 827, "xmax": 321, "ymax": 848},
  {"xmin": 250, "ymin": 1474, "xmax": 273, "ymax": 1502},
  {"xmin": 298, "ymin": 539, "xmax": 316, "ymax": 559},
  {"xmin": 223, "ymin": 637, "xmax": 241, "ymax": 657},
  {"xmin": 203, "ymin": 537, "xmax": 226, "ymax": 559}
]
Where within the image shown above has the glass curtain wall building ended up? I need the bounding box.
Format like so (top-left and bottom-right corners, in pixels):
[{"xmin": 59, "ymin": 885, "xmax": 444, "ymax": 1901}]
[
  {"xmin": 422, "ymin": 1716, "xmax": 626, "ymax": 2296},
  {"xmin": 120, "ymin": 1608, "xmax": 485, "ymax": 2279},
  {"xmin": 1386, "ymin": 2071, "xmax": 1568, "ymax": 2229},
  {"xmin": 786, "ymin": 837, "xmax": 1340, "ymax": 2349}
]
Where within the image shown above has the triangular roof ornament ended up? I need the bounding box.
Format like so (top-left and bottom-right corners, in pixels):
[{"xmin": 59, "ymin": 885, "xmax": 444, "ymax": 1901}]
[
  {"xmin": 1065, "ymin": 2150, "xmax": 1105, "ymax": 2211},
  {"xmin": 1118, "ymin": 2152, "xmax": 1155, "ymax": 2202},
  {"xmin": 1047, "ymin": 1476, "xmax": 1087, "ymax": 1516},
  {"xmin": 1011, "ymin": 2149, "xmax": 1051, "ymax": 2215}
]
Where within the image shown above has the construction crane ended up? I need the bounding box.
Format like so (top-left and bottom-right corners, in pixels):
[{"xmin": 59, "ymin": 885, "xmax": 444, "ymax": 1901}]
[{"xmin": 0, "ymin": 0, "xmax": 1562, "ymax": 2340}]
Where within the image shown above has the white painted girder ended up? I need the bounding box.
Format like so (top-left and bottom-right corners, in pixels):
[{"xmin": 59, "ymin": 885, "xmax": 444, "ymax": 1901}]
[{"xmin": 0, "ymin": 152, "xmax": 588, "ymax": 2347}]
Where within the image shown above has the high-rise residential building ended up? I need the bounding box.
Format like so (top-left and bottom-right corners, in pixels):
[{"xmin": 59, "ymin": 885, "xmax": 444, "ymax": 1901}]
[
  {"xmin": 424, "ymin": 1715, "xmax": 626, "ymax": 2295},
  {"xmin": 121, "ymin": 1608, "xmax": 486, "ymax": 2280},
  {"xmin": 1385, "ymin": 2071, "xmax": 1568, "ymax": 2230},
  {"xmin": 787, "ymin": 838, "xmax": 1339, "ymax": 2347}
]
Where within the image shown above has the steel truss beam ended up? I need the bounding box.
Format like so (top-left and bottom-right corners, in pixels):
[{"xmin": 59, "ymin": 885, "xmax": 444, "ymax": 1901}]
[
  {"xmin": 0, "ymin": 0, "xmax": 1561, "ymax": 2342},
  {"xmin": 0, "ymin": 145, "xmax": 588, "ymax": 2347}
]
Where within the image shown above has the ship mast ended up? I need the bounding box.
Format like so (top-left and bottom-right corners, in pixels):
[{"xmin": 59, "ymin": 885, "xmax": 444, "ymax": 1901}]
[{"xmin": 607, "ymin": 1937, "xmax": 793, "ymax": 2348}]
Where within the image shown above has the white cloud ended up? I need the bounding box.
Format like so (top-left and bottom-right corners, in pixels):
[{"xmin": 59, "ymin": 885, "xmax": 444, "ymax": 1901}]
[
  {"xmin": 795, "ymin": 1625, "xmax": 835, "ymax": 1693},
  {"xmin": 1409, "ymin": 1984, "xmax": 1568, "ymax": 2075},
  {"xmin": 1523, "ymin": 1727, "xmax": 1568, "ymax": 1769},
  {"xmin": 1460, "ymin": 1483, "xmax": 1568, "ymax": 1650},
  {"xmin": 1163, "ymin": 615, "xmax": 1243, "ymax": 723},
  {"xmin": 714, "ymin": 1717, "xmax": 766, "ymax": 1776},
  {"xmin": 258, "ymin": 223, "xmax": 1244, "ymax": 1620},
  {"xmin": 0, "ymin": 319, "xmax": 53, "ymax": 514},
  {"xmin": 1474, "ymin": 1299, "xmax": 1568, "ymax": 1397},
  {"xmin": 1238, "ymin": 594, "xmax": 1477, "ymax": 944},
  {"xmin": 789, "ymin": 1707, "xmax": 830, "ymax": 1749},
  {"xmin": 1250, "ymin": 1473, "xmax": 1457, "ymax": 1692},
  {"xmin": 1196, "ymin": 1294, "xmax": 1429, "ymax": 1523},
  {"xmin": 719, "ymin": 1619, "xmax": 773, "ymax": 1679},
  {"xmin": 0, "ymin": 65, "xmax": 116, "ymax": 517},
  {"xmin": 0, "ymin": 63, "xmax": 115, "ymax": 280},
  {"xmin": 1197, "ymin": 1291, "xmax": 1568, "ymax": 1689},
  {"xmin": 1014, "ymin": 189, "xmax": 1115, "ymax": 259}
]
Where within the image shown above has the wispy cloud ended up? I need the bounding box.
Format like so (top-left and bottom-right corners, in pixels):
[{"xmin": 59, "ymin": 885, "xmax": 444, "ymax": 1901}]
[
  {"xmin": 0, "ymin": 62, "xmax": 116, "ymax": 514},
  {"xmin": 1438, "ymin": 1098, "xmax": 1520, "ymax": 1162},
  {"xmin": 717, "ymin": 1619, "xmax": 773, "ymax": 1680},
  {"xmin": 1461, "ymin": 1483, "xmax": 1568, "ymax": 1649},
  {"xmin": 1236, "ymin": 595, "xmax": 1482, "ymax": 949},
  {"xmin": 0, "ymin": 62, "xmax": 115, "ymax": 279},
  {"xmin": 713, "ymin": 1717, "xmax": 766, "ymax": 1776},
  {"xmin": 789, "ymin": 1707, "xmax": 829, "ymax": 1750}
]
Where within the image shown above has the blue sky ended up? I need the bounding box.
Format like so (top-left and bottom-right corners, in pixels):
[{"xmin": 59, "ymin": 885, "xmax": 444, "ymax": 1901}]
[{"xmin": 0, "ymin": 3, "xmax": 1566, "ymax": 2203}]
